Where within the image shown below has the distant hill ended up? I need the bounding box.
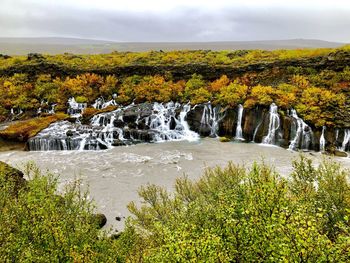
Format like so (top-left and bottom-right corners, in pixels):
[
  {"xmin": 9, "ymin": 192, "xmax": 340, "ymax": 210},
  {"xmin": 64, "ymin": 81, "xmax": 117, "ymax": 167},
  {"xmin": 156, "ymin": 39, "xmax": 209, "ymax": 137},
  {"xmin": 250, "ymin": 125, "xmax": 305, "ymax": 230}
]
[{"xmin": 0, "ymin": 37, "xmax": 346, "ymax": 55}]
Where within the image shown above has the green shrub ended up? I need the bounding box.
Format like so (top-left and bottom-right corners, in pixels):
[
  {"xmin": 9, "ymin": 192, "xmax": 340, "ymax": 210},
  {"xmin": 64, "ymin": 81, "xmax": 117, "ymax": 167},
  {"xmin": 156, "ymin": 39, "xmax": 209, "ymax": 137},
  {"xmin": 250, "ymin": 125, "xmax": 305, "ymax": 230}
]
[
  {"xmin": 121, "ymin": 156, "xmax": 350, "ymax": 262},
  {"xmin": 0, "ymin": 163, "xmax": 120, "ymax": 262}
]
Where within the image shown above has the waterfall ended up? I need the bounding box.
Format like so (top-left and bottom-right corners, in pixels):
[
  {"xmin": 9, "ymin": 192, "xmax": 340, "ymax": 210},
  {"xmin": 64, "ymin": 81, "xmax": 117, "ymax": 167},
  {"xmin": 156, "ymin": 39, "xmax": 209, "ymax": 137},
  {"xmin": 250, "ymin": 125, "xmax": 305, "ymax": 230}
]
[
  {"xmin": 252, "ymin": 120, "xmax": 263, "ymax": 142},
  {"xmin": 67, "ymin": 97, "xmax": 87, "ymax": 117},
  {"xmin": 234, "ymin": 104, "xmax": 244, "ymax": 140},
  {"xmin": 319, "ymin": 126, "xmax": 326, "ymax": 152},
  {"xmin": 199, "ymin": 103, "xmax": 224, "ymax": 137},
  {"xmin": 93, "ymin": 97, "xmax": 117, "ymax": 109},
  {"xmin": 178, "ymin": 103, "xmax": 200, "ymax": 142},
  {"xmin": 148, "ymin": 102, "xmax": 199, "ymax": 142},
  {"xmin": 262, "ymin": 103, "xmax": 280, "ymax": 145},
  {"xmin": 28, "ymin": 102, "xmax": 199, "ymax": 151},
  {"xmin": 288, "ymin": 109, "xmax": 313, "ymax": 151},
  {"xmin": 341, "ymin": 129, "xmax": 350, "ymax": 152}
]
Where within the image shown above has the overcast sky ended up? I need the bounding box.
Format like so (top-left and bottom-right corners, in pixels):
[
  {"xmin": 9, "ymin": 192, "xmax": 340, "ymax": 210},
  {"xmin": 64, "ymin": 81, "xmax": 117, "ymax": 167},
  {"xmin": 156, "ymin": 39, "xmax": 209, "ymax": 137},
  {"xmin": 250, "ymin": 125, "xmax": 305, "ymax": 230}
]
[{"xmin": 1, "ymin": 0, "xmax": 349, "ymax": 42}]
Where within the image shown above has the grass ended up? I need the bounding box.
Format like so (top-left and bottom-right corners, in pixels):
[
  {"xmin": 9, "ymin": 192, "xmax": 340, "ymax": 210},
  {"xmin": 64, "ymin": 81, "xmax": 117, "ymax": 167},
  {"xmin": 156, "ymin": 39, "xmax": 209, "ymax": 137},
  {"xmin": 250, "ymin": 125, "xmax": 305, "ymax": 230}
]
[
  {"xmin": 0, "ymin": 113, "xmax": 68, "ymax": 141},
  {"xmin": 81, "ymin": 105, "xmax": 118, "ymax": 124}
]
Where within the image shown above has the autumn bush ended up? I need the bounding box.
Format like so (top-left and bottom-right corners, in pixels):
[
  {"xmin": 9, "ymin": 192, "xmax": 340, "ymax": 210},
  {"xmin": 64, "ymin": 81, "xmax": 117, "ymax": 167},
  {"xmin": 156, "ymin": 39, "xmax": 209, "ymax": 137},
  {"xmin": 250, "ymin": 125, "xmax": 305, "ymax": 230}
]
[{"xmin": 120, "ymin": 156, "xmax": 350, "ymax": 262}]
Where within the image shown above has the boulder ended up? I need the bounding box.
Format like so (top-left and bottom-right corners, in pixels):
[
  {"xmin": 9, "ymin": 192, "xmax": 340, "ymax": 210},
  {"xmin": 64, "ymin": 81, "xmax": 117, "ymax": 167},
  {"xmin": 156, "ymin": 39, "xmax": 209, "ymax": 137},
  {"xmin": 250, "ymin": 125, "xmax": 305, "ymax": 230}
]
[
  {"xmin": 186, "ymin": 105, "xmax": 204, "ymax": 134},
  {"xmin": 91, "ymin": 213, "xmax": 107, "ymax": 229},
  {"xmin": 334, "ymin": 150, "xmax": 348, "ymax": 158},
  {"xmin": 0, "ymin": 161, "xmax": 26, "ymax": 194},
  {"xmin": 218, "ymin": 108, "xmax": 237, "ymax": 137}
]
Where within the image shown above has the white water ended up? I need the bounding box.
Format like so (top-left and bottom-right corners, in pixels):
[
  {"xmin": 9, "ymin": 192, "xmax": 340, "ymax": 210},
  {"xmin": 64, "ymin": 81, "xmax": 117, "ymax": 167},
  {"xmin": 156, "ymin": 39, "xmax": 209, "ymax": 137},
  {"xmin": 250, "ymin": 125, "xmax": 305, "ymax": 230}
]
[
  {"xmin": 67, "ymin": 97, "xmax": 87, "ymax": 118},
  {"xmin": 262, "ymin": 103, "xmax": 280, "ymax": 145},
  {"xmin": 320, "ymin": 126, "xmax": 326, "ymax": 152},
  {"xmin": 341, "ymin": 129, "xmax": 350, "ymax": 152},
  {"xmin": 28, "ymin": 102, "xmax": 199, "ymax": 151},
  {"xmin": 148, "ymin": 102, "xmax": 199, "ymax": 142},
  {"xmin": 92, "ymin": 97, "xmax": 117, "ymax": 110},
  {"xmin": 200, "ymin": 103, "xmax": 224, "ymax": 137},
  {"xmin": 288, "ymin": 109, "xmax": 313, "ymax": 151},
  {"xmin": 234, "ymin": 104, "xmax": 244, "ymax": 140}
]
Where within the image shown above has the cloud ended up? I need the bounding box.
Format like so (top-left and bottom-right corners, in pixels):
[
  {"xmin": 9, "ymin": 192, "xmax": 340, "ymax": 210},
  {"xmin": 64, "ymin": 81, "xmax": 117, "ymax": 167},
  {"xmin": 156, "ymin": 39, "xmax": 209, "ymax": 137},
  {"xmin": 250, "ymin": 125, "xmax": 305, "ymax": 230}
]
[{"xmin": 0, "ymin": 0, "xmax": 349, "ymax": 42}]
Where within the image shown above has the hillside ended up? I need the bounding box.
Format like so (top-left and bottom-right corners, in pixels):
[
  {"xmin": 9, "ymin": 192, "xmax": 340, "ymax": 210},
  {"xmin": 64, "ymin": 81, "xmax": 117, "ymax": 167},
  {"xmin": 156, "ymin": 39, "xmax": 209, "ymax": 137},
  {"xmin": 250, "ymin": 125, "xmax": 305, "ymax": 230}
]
[{"xmin": 0, "ymin": 38, "xmax": 345, "ymax": 55}]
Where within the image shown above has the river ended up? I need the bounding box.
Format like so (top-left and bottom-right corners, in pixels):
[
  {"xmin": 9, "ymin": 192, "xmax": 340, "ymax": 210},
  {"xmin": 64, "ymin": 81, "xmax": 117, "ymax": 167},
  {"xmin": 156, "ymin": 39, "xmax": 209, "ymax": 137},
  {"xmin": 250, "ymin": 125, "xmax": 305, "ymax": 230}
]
[{"xmin": 1, "ymin": 139, "xmax": 349, "ymax": 231}]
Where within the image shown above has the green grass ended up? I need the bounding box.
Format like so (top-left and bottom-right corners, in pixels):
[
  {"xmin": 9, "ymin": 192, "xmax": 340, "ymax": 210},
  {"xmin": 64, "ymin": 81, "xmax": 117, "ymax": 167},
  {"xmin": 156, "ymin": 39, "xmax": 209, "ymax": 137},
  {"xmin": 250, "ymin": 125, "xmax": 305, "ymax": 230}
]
[{"xmin": 0, "ymin": 113, "xmax": 68, "ymax": 141}]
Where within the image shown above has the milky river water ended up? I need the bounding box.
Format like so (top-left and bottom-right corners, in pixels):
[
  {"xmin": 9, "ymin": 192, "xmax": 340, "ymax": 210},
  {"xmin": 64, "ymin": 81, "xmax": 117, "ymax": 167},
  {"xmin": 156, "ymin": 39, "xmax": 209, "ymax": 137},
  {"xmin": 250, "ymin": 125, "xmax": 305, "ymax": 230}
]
[{"xmin": 1, "ymin": 139, "xmax": 349, "ymax": 231}]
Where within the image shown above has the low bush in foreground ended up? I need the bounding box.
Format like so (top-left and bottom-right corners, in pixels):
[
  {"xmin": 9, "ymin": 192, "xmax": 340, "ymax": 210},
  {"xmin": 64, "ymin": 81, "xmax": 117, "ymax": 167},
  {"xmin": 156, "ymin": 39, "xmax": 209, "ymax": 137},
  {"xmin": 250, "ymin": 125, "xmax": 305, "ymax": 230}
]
[
  {"xmin": 122, "ymin": 156, "xmax": 350, "ymax": 262},
  {"xmin": 1, "ymin": 157, "xmax": 350, "ymax": 262},
  {"xmin": 0, "ymin": 162, "xmax": 120, "ymax": 262}
]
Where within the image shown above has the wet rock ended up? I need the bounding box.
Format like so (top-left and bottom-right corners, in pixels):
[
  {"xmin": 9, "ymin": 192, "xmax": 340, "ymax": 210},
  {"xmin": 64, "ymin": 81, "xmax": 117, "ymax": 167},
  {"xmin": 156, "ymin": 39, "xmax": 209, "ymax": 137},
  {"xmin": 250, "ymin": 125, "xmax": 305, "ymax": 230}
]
[
  {"xmin": 113, "ymin": 119, "xmax": 125, "ymax": 128},
  {"xmin": 186, "ymin": 105, "xmax": 204, "ymax": 134},
  {"xmin": 334, "ymin": 150, "xmax": 348, "ymax": 157},
  {"xmin": 66, "ymin": 130, "xmax": 74, "ymax": 137},
  {"xmin": 243, "ymin": 107, "xmax": 268, "ymax": 142},
  {"xmin": 218, "ymin": 108, "xmax": 237, "ymax": 137},
  {"xmin": 123, "ymin": 129, "xmax": 155, "ymax": 142},
  {"xmin": 112, "ymin": 139, "xmax": 126, "ymax": 147},
  {"xmin": 281, "ymin": 115, "xmax": 293, "ymax": 147},
  {"xmin": 219, "ymin": 136, "xmax": 231, "ymax": 142}
]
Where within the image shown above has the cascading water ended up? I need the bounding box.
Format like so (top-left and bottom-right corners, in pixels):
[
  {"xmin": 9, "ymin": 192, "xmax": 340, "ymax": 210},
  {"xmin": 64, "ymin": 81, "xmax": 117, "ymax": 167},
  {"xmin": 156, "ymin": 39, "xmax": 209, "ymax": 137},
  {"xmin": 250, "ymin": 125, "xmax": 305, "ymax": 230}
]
[
  {"xmin": 340, "ymin": 129, "xmax": 350, "ymax": 152},
  {"xmin": 234, "ymin": 104, "xmax": 244, "ymax": 140},
  {"xmin": 67, "ymin": 97, "xmax": 87, "ymax": 117},
  {"xmin": 148, "ymin": 102, "xmax": 199, "ymax": 142},
  {"xmin": 262, "ymin": 103, "xmax": 280, "ymax": 145},
  {"xmin": 28, "ymin": 102, "xmax": 199, "ymax": 151},
  {"xmin": 319, "ymin": 126, "xmax": 326, "ymax": 152},
  {"xmin": 288, "ymin": 109, "xmax": 313, "ymax": 151},
  {"xmin": 93, "ymin": 97, "xmax": 117, "ymax": 110},
  {"xmin": 199, "ymin": 103, "xmax": 224, "ymax": 137}
]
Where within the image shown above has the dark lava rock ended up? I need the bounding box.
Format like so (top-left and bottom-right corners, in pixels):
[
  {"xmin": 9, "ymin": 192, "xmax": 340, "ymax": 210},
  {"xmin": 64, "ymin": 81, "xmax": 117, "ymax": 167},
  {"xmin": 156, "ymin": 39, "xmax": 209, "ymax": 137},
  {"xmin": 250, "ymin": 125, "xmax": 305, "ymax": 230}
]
[
  {"xmin": 66, "ymin": 130, "xmax": 74, "ymax": 137},
  {"xmin": 91, "ymin": 213, "xmax": 107, "ymax": 229},
  {"xmin": 112, "ymin": 139, "xmax": 126, "ymax": 147},
  {"xmin": 113, "ymin": 119, "xmax": 125, "ymax": 128},
  {"xmin": 218, "ymin": 107, "xmax": 236, "ymax": 137},
  {"xmin": 187, "ymin": 105, "xmax": 204, "ymax": 133},
  {"xmin": 123, "ymin": 129, "xmax": 155, "ymax": 142},
  {"xmin": 111, "ymin": 232, "xmax": 122, "ymax": 240},
  {"xmin": 0, "ymin": 161, "xmax": 26, "ymax": 194}
]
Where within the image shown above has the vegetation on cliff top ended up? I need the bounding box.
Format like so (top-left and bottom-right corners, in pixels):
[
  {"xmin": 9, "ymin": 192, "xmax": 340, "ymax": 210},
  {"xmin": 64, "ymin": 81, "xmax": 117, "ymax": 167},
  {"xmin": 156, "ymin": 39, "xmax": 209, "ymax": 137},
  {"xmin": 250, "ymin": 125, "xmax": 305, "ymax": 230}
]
[
  {"xmin": 0, "ymin": 46, "xmax": 349, "ymax": 130},
  {"xmin": 0, "ymin": 113, "xmax": 68, "ymax": 142},
  {"xmin": 1, "ymin": 46, "xmax": 349, "ymax": 70},
  {"xmin": 1, "ymin": 157, "xmax": 350, "ymax": 262}
]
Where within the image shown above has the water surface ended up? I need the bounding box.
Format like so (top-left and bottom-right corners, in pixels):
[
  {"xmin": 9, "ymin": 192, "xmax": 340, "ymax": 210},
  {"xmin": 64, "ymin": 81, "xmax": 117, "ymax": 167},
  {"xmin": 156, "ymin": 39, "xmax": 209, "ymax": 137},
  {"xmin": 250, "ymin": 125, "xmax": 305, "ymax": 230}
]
[{"xmin": 1, "ymin": 139, "xmax": 349, "ymax": 230}]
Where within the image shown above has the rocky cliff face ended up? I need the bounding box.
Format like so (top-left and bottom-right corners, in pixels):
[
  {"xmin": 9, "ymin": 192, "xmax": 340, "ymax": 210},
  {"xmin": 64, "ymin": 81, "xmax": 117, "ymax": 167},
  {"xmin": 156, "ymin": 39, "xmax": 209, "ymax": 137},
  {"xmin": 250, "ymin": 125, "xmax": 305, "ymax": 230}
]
[{"xmin": 186, "ymin": 103, "xmax": 349, "ymax": 156}]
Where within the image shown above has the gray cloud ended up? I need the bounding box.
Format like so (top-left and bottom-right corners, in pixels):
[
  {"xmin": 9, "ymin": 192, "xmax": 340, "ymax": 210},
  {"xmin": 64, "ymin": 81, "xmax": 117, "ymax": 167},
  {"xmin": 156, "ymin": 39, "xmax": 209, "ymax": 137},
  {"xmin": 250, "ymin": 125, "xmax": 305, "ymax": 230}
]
[{"xmin": 0, "ymin": 0, "xmax": 349, "ymax": 42}]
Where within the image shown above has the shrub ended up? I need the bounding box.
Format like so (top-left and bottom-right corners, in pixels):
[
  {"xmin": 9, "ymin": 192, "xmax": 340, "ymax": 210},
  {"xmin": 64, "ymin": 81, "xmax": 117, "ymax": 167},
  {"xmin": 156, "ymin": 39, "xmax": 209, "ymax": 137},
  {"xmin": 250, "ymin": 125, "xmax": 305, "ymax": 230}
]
[
  {"xmin": 0, "ymin": 163, "xmax": 119, "ymax": 262},
  {"xmin": 121, "ymin": 156, "xmax": 350, "ymax": 262}
]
